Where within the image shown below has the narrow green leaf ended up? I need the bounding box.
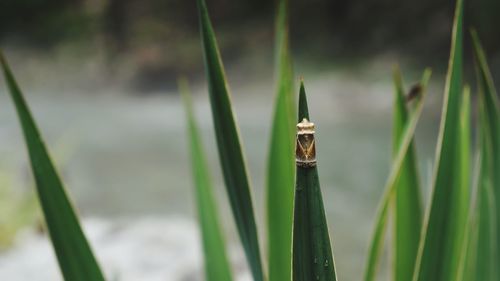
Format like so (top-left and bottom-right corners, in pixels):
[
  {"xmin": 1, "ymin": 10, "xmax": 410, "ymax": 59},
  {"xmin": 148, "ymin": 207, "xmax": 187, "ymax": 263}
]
[
  {"xmin": 458, "ymin": 86, "xmax": 471, "ymax": 221},
  {"xmin": 458, "ymin": 85, "xmax": 491, "ymax": 281},
  {"xmin": 266, "ymin": 0, "xmax": 295, "ymax": 280},
  {"xmin": 0, "ymin": 52, "xmax": 106, "ymax": 281},
  {"xmin": 471, "ymin": 30, "xmax": 500, "ymax": 271},
  {"xmin": 179, "ymin": 78, "xmax": 233, "ymax": 281},
  {"xmin": 458, "ymin": 86, "xmax": 472, "ymax": 281},
  {"xmin": 391, "ymin": 67, "xmax": 423, "ymax": 281},
  {"xmin": 363, "ymin": 69, "xmax": 431, "ymax": 281},
  {"xmin": 459, "ymin": 213, "xmax": 478, "ymax": 281},
  {"xmin": 413, "ymin": 0, "xmax": 469, "ymax": 280},
  {"xmin": 459, "ymin": 87, "xmax": 498, "ymax": 281},
  {"xmin": 454, "ymin": 86, "xmax": 476, "ymax": 281},
  {"xmin": 363, "ymin": 196, "xmax": 389, "ymax": 281},
  {"xmin": 292, "ymin": 81, "xmax": 338, "ymax": 281},
  {"xmin": 474, "ymin": 134, "xmax": 498, "ymax": 281},
  {"xmin": 195, "ymin": 1, "xmax": 265, "ymax": 280}
]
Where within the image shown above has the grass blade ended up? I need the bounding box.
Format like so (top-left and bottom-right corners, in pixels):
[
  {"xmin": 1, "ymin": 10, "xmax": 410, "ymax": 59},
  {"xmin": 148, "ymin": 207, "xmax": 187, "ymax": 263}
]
[
  {"xmin": 266, "ymin": 0, "xmax": 295, "ymax": 280},
  {"xmin": 459, "ymin": 214, "xmax": 478, "ymax": 281},
  {"xmin": 292, "ymin": 81, "xmax": 338, "ymax": 281},
  {"xmin": 363, "ymin": 69, "xmax": 431, "ymax": 281},
  {"xmin": 363, "ymin": 197, "xmax": 389, "ymax": 281},
  {"xmin": 474, "ymin": 123, "xmax": 498, "ymax": 281},
  {"xmin": 471, "ymin": 29, "xmax": 500, "ymax": 267},
  {"xmin": 458, "ymin": 86, "xmax": 471, "ymax": 225},
  {"xmin": 391, "ymin": 67, "xmax": 423, "ymax": 281},
  {"xmin": 0, "ymin": 52, "xmax": 106, "ymax": 281},
  {"xmin": 195, "ymin": 1, "xmax": 264, "ymax": 280},
  {"xmin": 460, "ymin": 85, "xmax": 498, "ymax": 281},
  {"xmin": 413, "ymin": 0, "xmax": 469, "ymax": 280},
  {"xmin": 454, "ymin": 86, "xmax": 476, "ymax": 281},
  {"xmin": 471, "ymin": 30, "xmax": 500, "ymax": 281},
  {"xmin": 179, "ymin": 78, "xmax": 233, "ymax": 281}
]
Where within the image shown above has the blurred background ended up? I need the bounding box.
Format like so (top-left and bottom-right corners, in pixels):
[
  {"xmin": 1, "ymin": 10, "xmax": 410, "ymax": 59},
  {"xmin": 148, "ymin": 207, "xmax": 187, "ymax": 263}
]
[{"xmin": 0, "ymin": 0, "xmax": 499, "ymax": 280}]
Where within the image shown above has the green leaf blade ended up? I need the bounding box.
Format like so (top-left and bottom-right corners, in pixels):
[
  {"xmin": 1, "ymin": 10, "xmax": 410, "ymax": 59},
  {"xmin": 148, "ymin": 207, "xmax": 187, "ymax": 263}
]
[
  {"xmin": 180, "ymin": 79, "xmax": 233, "ymax": 281},
  {"xmin": 0, "ymin": 52, "xmax": 106, "ymax": 281},
  {"xmin": 392, "ymin": 68, "xmax": 423, "ymax": 281},
  {"xmin": 292, "ymin": 82, "xmax": 338, "ymax": 281},
  {"xmin": 363, "ymin": 69, "xmax": 431, "ymax": 281},
  {"xmin": 413, "ymin": 1, "xmax": 469, "ymax": 280},
  {"xmin": 471, "ymin": 29, "xmax": 500, "ymax": 266},
  {"xmin": 195, "ymin": 1, "xmax": 264, "ymax": 280},
  {"xmin": 363, "ymin": 201, "xmax": 389, "ymax": 281},
  {"xmin": 266, "ymin": 0, "xmax": 295, "ymax": 280},
  {"xmin": 471, "ymin": 30, "xmax": 500, "ymax": 281},
  {"xmin": 475, "ymin": 162, "xmax": 498, "ymax": 281},
  {"xmin": 455, "ymin": 86, "xmax": 475, "ymax": 281}
]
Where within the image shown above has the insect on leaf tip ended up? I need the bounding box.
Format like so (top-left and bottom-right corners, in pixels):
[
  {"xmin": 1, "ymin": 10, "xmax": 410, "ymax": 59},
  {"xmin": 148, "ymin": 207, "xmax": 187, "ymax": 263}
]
[{"xmin": 295, "ymin": 118, "xmax": 316, "ymax": 168}]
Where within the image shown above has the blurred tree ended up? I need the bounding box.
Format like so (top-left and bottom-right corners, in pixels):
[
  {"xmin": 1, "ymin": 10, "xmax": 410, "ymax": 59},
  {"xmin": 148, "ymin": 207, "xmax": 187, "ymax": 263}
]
[
  {"xmin": 1, "ymin": 0, "xmax": 498, "ymax": 57},
  {"xmin": 470, "ymin": 0, "xmax": 500, "ymax": 52},
  {"xmin": 103, "ymin": 0, "xmax": 129, "ymax": 52},
  {"xmin": 0, "ymin": 0, "xmax": 498, "ymax": 90},
  {"xmin": 0, "ymin": 0, "xmax": 88, "ymax": 46}
]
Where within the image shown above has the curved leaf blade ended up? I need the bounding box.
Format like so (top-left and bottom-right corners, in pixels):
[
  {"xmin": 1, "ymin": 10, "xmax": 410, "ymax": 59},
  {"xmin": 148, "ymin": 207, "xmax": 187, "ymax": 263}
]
[
  {"xmin": 474, "ymin": 132, "xmax": 498, "ymax": 281},
  {"xmin": 413, "ymin": 1, "xmax": 469, "ymax": 280},
  {"xmin": 195, "ymin": 1, "xmax": 265, "ymax": 280},
  {"xmin": 471, "ymin": 27, "xmax": 500, "ymax": 253},
  {"xmin": 179, "ymin": 78, "xmax": 233, "ymax": 281},
  {"xmin": 471, "ymin": 30, "xmax": 500, "ymax": 281},
  {"xmin": 391, "ymin": 68, "xmax": 423, "ymax": 281},
  {"xmin": 0, "ymin": 52, "xmax": 106, "ymax": 281},
  {"xmin": 455, "ymin": 86, "xmax": 476, "ymax": 281},
  {"xmin": 266, "ymin": 0, "xmax": 295, "ymax": 280},
  {"xmin": 363, "ymin": 69, "xmax": 431, "ymax": 281}
]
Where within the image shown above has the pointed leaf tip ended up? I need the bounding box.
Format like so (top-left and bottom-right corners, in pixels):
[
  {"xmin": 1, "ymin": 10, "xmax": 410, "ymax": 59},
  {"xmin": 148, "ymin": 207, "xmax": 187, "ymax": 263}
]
[
  {"xmin": 298, "ymin": 80, "xmax": 309, "ymax": 121},
  {"xmin": 413, "ymin": 0, "xmax": 467, "ymax": 279},
  {"xmin": 1, "ymin": 51, "xmax": 106, "ymax": 281},
  {"xmin": 196, "ymin": 1, "xmax": 265, "ymax": 280},
  {"xmin": 180, "ymin": 78, "xmax": 233, "ymax": 281}
]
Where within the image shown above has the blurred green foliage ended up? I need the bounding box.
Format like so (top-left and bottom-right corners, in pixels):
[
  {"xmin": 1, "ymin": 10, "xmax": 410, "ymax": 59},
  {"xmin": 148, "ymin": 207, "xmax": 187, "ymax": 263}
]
[
  {"xmin": 1, "ymin": 0, "xmax": 499, "ymax": 56},
  {"xmin": 0, "ymin": 170, "xmax": 38, "ymax": 250},
  {"xmin": 1, "ymin": 0, "xmax": 498, "ymax": 93}
]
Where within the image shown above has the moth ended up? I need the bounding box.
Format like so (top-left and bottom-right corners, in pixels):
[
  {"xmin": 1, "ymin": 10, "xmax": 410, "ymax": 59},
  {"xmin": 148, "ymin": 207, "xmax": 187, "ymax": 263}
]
[{"xmin": 295, "ymin": 118, "xmax": 316, "ymax": 168}]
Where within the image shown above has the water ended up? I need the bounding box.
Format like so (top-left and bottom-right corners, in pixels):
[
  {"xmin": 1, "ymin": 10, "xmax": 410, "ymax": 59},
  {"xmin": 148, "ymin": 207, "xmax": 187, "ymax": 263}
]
[{"xmin": 0, "ymin": 62, "xmax": 444, "ymax": 280}]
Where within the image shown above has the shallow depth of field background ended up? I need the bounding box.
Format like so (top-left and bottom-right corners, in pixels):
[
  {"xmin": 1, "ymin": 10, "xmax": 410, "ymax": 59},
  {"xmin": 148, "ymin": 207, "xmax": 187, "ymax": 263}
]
[{"xmin": 0, "ymin": 0, "xmax": 499, "ymax": 280}]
